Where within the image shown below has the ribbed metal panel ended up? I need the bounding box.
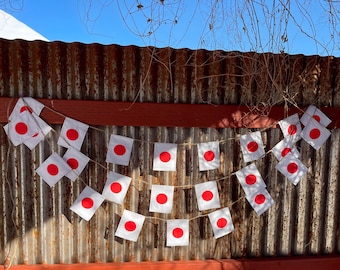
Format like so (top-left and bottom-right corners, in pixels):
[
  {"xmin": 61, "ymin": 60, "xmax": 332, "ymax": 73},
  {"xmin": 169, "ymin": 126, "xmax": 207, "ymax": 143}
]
[{"xmin": 0, "ymin": 39, "xmax": 339, "ymax": 265}]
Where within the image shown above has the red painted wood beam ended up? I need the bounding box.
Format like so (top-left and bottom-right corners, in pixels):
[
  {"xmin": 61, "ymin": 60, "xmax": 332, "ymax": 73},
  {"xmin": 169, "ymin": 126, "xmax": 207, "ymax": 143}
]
[
  {"xmin": 0, "ymin": 97, "xmax": 339, "ymax": 128},
  {"xmin": 7, "ymin": 256, "xmax": 340, "ymax": 270}
]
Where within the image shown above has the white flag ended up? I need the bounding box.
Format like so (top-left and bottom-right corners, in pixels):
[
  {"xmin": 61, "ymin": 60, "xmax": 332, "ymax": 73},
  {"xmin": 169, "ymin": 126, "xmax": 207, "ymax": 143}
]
[
  {"xmin": 278, "ymin": 114, "xmax": 302, "ymax": 143},
  {"xmin": 275, "ymin": 153, "xmax": 308, "ymax": 185},
  {"xmin": 153, "ymin": 143, "xmax": 177, "ymax": 171},
  {"xmin": 36, "ymin": 152, "xmax": 71, "ymax": 187},
  {"xmin": 301, "ymin": 118, "xmax": 331, "ymax": 150},
  {"xmin": 115, "ymin": 210, "xmax": 145, "ymax": 242},
  {"xmin": 166, "ymin": 219, "xmax": 189, "ymax": 246},
  {"xmin": 63, "ymin": 148, "xmax": 90, "ymax": 181},
  {"xmin": 57, "ymin": 117, "xmax": 89, "ymax": 150},
  {"xmin": 102, "ymin": 172, "xmax": 131, "ymax": 205},
  {"xmin": 197, "ymin": 141, "xmax": 220, "ymax": 171},
  {"xmin": 9, "ymin": 97, "xmax": 44, "ymax": 121},
  {"xmin": 149, "ymin": 184, "xmax": 174, "ymax": 214},
  {"xmin": 300, "ymin": 105, "xmax": 331, "ymax": 127},
  {"xmin": 235, "ymin": 163, "xmax": 266, "ymax": 196},
  {"xmin": 208, "ymin": 207, "xmax": 234, "ymax": 239},
  {"xmin": 239, "ymin": 131, "xmax": 265, "ymax": 162},
  {"xmin": 70, "ymin": 186, "xmax": 105, "ymax": 221},
  {"xmin": 106, "ymin": 134, "xmax": 133, "ymax": 166},
  {"xmin": 246, "ymin": 188, "xmax": 274, "ymax": 216},
  {"xmin": 271, "ymin": 138, "xmax": 300, "ymax": 161},
  {"xmin": 194, "ymin": 181, "xmax": 220, "ymax": 211}
]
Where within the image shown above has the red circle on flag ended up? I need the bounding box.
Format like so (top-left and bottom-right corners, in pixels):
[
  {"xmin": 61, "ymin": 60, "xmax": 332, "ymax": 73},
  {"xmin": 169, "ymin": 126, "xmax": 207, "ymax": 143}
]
[
  {"xmin": 202, "ymin": 190, "xmax": 213, "ymax": 201},
  {"xmin": 156, "ymin": 193, "xmax": 168, "ymax": 204},
  {"xmin": 66, "ymin": 129, "xmax": 79, "ymax": 141},
  {"xmin": 67, "ymin": 158, "xmax": 79, "ymax": 169},
  {"xmin": 159, "ymin": 151, "xmax": 171, "ymax": 162},
  {"xmin": 254, "ymin": 194, "xmax": 266, "ymax": 204},
  {"xmin": 287, "ymin": 124, "xmax": 297, "ymax": 135},
  {"xmin": 125, "ymin": 221, "xmax": 136, "ymax": 232},
  {"xmin": 216, "ymin": 217, "xmax": 227, "ymax": 228},
  {"xmin": 287, "ymin": 162, "xmax": 298, "ymax": 174},
  {"xmin": 312, "ymin": 115, "xmax": 321, "ymax": 122},
  {"xmin": 114, "ymin": 144, "xmax": 126, "ymax": 156},
  {"xmin": 247, "ymin": 141, "xmax": 258, "ymax": 153},
  {"xmin": 204, "ymin": 150, "xmax": 215, "ymax": 161},
  {"xmin": 81, "ymin": 197, "xmax": 94, "ymax": 209},
  {"xmin": 310, "ymin": 128, "xmax": 321, "ymax": 139},
  {"xmin": 281, "ymin": 147, "xmax": 291, "ymax": 157},
  {"xmin": 245, "ymin": 174, "xmax": 257, "ymax": 185},
  {"xmin": 110, "ymin": 182, "xmax": 122, "ymax": 193},
  {"xmin": 172, "ymin": 227, "xmax": 184, "ymax": 238},
  {"xmin": 20, "ymin": 106, "xmax": 33, "ymax": 113},
  {"xmin": 15, "ymin": 122, "xmax": 28, "ymax": 135},
  {"xmin": 47, "ymin": 164, "xmax": 59, "ymax": 176}
]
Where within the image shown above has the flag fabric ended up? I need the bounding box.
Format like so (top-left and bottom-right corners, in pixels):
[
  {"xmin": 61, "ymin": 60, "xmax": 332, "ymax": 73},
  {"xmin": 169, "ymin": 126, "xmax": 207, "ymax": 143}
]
[
  {"xmin": 5, "ymin": 110, "xmax": 41, "ymax": 146},
  {"xmin": 9, "ymin": 97, "xmax": 44, "ymax": 121},
  {"xmin": 166, "ymin": 219, "xmax": 189, "ymax": 246},
  {"xmin": 278, "ymin": 114, "xmax": 302, "ymax": 143},
  {"xmin": 70, "ymin": 186, "xmax": 105, "ymax": 221},
  {"xmin": 239, "ymin": 131, "xmax": 265, "ymax": 163},
  {"xmin": 115, "ymin": 210, "xmax": 145, "ymax": 242},
  {"xmin": 149, "ymin": 184, "xmax": 174, "ymax": 214},
  {"xmin": 36, "ymin": 152, "xmax": 72, "ymax": 187},
  {"xmin": 57, "ymin": 117, "xmax": 89, "ymax": 150},
  {"xmin": 197, "ymin": 141, "xmax": 220, "ymax": 171},
  {"xmin": 235, "ymin": 163, "xmax": 266, "ymax": 196},
  {"xmin": 153, "ymin": 143, "xmax": 177, "ymax": 171},
  {"xmin": 275, "ymin": 153, "xmax": 308, "ymax": 185},
  {"xmin": 301, "ymin": 118, "xmax": 331, "ymax": 150},
  {"xmin": 271, "ymin": 138, "xmax": 300, "ymax": 161},
  {"xmin": 23, "ymin": 113, "xmax": 52, "ymax": 150},
  {"xmin": 246, "ymin": 188, "xmax": 274, "ymax": 216},
  {"xmin": 300, "ymin": 105, "xmax": 332, "ymax": 127},
  {"xmin": 208, "ymin": 207, "xmax": 234, "ymax": 239},
  {"xmin": 62, "ymin": 148, "xmax": 90, "ymax": 181},
  {"xmin": 102, "ymin": 172, "xmax": 131, "ymax": 205},
  {"xmin": 106, "ymin": 134, "xmax": 134, "ymax": 166},
  {"xmin": 194, "ymin": 181, "xmax": 220, "ymax": 211}
]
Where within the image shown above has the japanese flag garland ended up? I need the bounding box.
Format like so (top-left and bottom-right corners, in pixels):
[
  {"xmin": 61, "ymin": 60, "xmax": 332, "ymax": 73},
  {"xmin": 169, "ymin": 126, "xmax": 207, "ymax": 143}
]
[{"xmin": 3, "ymin": 98, "xmax": 335, "ymax": 244}]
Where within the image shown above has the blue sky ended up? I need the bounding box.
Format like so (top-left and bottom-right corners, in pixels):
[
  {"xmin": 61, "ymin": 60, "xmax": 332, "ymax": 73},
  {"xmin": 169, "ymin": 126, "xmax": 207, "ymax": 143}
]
[{"xmin": 3, "ymin": 0, "xmax": 340, "ymax": 56}]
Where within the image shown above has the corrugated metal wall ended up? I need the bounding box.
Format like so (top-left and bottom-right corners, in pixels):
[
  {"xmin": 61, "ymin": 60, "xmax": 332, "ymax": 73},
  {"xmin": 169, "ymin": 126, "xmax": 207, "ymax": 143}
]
[{"xmin": 0, "ymin": 39, "xmax": 339, "ymax": 265}]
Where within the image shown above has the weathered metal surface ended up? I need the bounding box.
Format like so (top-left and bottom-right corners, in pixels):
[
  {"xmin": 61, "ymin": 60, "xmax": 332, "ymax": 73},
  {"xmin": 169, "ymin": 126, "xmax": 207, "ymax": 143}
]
[{"xmin": 0, "ymin": 39, "xmax": 339, "ymax": 266}]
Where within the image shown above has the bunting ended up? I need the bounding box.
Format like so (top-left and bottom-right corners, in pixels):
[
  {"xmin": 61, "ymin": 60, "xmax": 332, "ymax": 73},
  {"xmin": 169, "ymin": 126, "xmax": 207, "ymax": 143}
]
[{"xmin": 3, "ymin": 98, "xmax": 333, "ymax": 244}]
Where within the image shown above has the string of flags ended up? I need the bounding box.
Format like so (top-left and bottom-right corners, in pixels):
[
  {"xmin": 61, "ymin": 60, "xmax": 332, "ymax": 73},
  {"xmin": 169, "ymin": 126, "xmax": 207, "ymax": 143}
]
[{"xmin": 3, "ymin": 97, "xmax": 332, "ymax": 245}]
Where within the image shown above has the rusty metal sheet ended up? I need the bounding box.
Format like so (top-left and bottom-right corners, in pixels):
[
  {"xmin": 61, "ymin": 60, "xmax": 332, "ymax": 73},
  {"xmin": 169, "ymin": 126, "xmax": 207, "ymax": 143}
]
[{"xmin": 0, "ymin": 39, "xmax": 339, "ymax": 266}]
